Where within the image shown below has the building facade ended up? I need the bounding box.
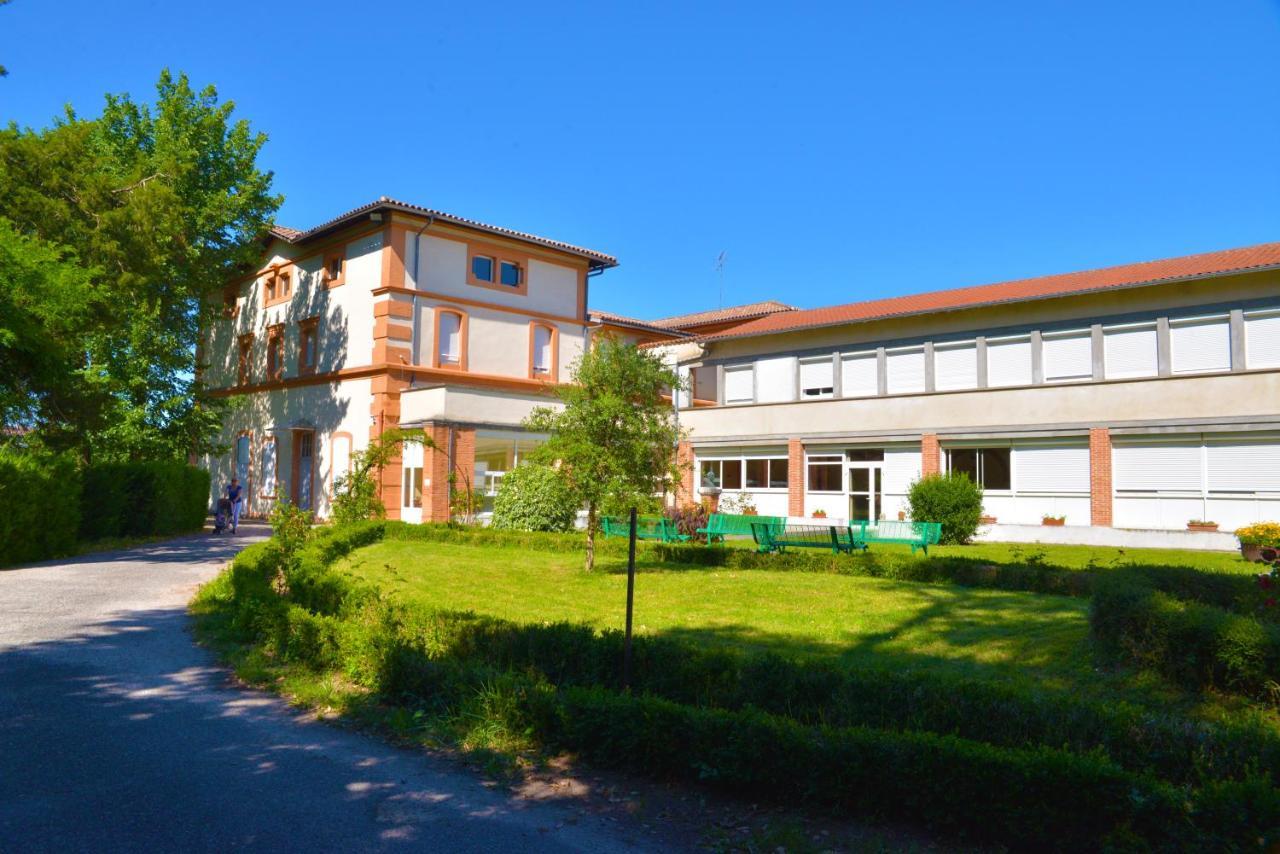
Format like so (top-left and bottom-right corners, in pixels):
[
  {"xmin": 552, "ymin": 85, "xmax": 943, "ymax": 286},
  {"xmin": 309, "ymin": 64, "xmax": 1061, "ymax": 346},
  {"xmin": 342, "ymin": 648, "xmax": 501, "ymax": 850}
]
[{"xmin": 668, "ymin": 244, "xmax": 1280, "ymax": 534}]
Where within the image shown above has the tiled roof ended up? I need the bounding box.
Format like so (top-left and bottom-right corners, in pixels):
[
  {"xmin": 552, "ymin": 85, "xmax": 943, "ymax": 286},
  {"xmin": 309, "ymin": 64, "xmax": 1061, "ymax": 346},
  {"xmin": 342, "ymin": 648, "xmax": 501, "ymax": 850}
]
[
  {"xmin": 266, "ymin": 197, "xmax": 617, "ymax": 267},
  {"xmin": 651, "ymin": 300, "xmax": 796, "ymax": 329},
  {"xmin": 589, "ymin": 310, "xmax": 691, "ymax": 338},
  {"xmin": 698, "ymin": 241, "xmax": 1280, "ymax": 343}
]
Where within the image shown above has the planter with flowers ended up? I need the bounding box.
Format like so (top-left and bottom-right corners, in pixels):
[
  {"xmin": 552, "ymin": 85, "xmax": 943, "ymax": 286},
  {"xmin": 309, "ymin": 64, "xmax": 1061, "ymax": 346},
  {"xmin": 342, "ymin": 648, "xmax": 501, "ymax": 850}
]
[
  {"xmin": 1041, "ymin": 515, "xmax": 1066, "ymax": 527},
  {"xmin": 1186, "ymin": 519, "xmax": 1219, "ymax": 533},
  {"xmin": 1236, "ymin": 521, "xmax": 1280, "ymax": 562},
  {"xmin": 811, "ymin": 509, "xmax": 828, "ymax": 519},
  {"xmin": 979, "ymin": 515, "xmax": 998, "ymax": 525}
]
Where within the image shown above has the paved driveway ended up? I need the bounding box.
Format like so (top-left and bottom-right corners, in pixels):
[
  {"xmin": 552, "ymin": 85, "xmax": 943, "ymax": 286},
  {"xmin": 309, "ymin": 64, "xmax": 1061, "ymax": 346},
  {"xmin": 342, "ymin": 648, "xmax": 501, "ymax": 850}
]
[{"xmin": 0, "ymin": 530, "xmax": 661, "ymax": 852}]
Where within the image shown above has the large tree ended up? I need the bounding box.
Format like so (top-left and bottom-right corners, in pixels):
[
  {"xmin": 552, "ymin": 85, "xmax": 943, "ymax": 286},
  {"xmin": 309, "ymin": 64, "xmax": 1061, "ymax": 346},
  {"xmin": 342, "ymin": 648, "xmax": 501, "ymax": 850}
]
[
  {"xmin": 526, "ymin": 336, "xmax": 683, "ymax": 571},
  {"xmin": 0, "ymin": 69, "xmax": 280, "ymax": 461}
]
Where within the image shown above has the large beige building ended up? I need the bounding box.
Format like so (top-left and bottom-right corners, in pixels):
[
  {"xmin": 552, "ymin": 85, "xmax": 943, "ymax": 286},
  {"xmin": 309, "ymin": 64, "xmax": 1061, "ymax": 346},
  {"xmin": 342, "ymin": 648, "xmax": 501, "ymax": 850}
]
[{"xmin": 668, "ymin": 243, "xmax": 1280, "ymax": 535}]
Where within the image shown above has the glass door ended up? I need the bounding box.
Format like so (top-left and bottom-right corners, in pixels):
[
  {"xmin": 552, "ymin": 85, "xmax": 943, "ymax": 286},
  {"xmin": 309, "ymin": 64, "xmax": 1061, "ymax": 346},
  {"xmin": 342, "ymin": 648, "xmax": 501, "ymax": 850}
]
[{"xmin": 847, "ymin": 460, "xmax": 884, "ymax": 524}]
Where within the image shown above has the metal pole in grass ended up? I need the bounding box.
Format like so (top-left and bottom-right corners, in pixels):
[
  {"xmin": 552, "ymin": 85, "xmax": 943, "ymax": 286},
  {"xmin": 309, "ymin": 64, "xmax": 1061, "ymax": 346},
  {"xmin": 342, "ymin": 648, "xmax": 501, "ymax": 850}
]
[{"xmin": 623, "ymin": 506, "xmax": 637, "ymax": 692}]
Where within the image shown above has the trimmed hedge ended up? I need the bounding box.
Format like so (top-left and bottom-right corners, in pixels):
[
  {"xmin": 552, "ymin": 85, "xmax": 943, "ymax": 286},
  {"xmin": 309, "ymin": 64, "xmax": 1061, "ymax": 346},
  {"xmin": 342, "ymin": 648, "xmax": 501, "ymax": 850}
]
[
  {"xmin": 197, "ymin": 521, "xmax": 1280, "ymax": 849},
  {"xmin": 79, "ymin": 461, "xmax": 210, "ymax": 541},
  {"xmin": 0, "ymin": 450, "xmax": 81, "ymax": 566},
  {"xmin": 1091, "ymin": 570, "xmax": 1280, "ymax": 698}
]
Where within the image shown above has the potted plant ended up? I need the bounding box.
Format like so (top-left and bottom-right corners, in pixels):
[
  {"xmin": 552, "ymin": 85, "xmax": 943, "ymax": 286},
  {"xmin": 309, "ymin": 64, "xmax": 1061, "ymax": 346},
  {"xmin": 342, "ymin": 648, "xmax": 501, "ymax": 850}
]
[
  {"xmin": 812, "ymin": 508, "xmax": 828, "ymax": 519},
  {"xmin": 720, "ymin": 491, "xmax": 758, "ymax": 516},
  {"xmin": 1235, "ymin": 522, "xmax": 1280, "ymax": 562},
  {"xmin": 1187, "ymin": 519, "xmax": 1219, "ymax": 533},
  {"xmin": 979, "ymin": 514, "xmax": 998, "ymax": 525},
  {"xmin": 1041, "ymin": 515, "xmax": 1066, "ymax": 527}
]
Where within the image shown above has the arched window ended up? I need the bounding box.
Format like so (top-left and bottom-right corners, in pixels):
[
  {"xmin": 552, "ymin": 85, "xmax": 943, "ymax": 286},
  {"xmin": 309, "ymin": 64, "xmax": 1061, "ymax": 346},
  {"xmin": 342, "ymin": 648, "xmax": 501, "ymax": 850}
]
[
  {"xmin": 529, "ymin": 323, "xmax": 557, "ymax": 380},
  {"xmin": 435, "ymin": 308, "xmax": 467, "ymax": 370}
]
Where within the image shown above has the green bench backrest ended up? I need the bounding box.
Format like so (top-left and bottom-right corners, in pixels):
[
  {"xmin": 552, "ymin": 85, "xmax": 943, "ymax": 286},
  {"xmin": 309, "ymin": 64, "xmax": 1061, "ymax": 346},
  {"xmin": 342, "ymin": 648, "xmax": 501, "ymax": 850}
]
[
  {"xmin": 707, "ymin": 513, "xmax": 783, "ymax": 535},
  {"xmin": 867, "ymin": 520, "xmax": 943, "ymax": 543}
]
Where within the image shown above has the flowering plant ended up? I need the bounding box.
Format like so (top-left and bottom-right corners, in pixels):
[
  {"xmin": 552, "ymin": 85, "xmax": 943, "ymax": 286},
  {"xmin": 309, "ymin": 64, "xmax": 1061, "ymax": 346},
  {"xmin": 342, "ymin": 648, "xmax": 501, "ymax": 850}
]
[
  {"xmin": 1236, "ymin": 522, "xmax": 1280, "ymax": 547},
  {"xmin": 1258, "ymin": 547, "xmax": 1279, "ymax": 611}
]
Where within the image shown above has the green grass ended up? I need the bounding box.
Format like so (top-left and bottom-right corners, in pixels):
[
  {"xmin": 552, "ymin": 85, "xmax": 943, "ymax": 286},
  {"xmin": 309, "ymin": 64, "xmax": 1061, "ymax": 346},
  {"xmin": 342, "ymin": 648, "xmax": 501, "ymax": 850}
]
[{"xmin": 334, "ymin": 537, "xmax": 1265, "ymax": 715}]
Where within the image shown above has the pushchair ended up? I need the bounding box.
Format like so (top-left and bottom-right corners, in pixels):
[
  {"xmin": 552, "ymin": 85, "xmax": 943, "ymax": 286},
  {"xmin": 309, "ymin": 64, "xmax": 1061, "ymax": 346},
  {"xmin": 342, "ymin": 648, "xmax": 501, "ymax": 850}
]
[{"xmin": 213, "ymin": 497, "xmax": 233, "ymax": 535}]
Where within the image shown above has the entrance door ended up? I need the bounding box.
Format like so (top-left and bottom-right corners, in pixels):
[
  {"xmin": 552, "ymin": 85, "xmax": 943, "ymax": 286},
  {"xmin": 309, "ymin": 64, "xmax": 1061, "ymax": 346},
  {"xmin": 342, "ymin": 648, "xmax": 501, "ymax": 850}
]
[
  {"xmin": 847, "ymin": 462, "xmax": 883, "ymax": 523},
  {"xmin": 291, "ymin": 430, "xmax": 315, "ymax": 511}
]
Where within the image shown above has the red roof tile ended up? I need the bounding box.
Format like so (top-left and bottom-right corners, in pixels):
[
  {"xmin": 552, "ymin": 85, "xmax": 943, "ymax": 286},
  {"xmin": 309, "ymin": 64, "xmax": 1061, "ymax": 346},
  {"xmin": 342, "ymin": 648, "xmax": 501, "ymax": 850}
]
[
  {"xmin": 589, "ymin": 310, "xmax": 691, "ymax": 338},
  {"xmin": 651, "ymin": 300, "xmax": 796, "ymax": 330},
  {"xmin": 698, "ymin": 241, "xmax": 1280, "ymax": 343},
  {"xmin": 268, "ymin": 197, "xmax": 617, "ymax": 267}
]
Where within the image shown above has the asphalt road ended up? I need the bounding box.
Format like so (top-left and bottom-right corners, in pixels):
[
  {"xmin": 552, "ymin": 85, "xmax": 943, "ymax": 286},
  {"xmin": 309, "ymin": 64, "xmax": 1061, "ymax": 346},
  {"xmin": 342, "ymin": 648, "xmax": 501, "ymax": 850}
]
[{"xmin": 0, "ymin": 529, "xmax": 660, "ymax": 853}]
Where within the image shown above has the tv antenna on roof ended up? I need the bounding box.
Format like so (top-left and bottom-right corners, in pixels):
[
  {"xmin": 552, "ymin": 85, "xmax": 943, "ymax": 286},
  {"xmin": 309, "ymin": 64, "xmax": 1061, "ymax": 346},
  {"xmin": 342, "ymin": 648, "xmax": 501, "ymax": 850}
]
[{"xmin": 715, "ymin": 251, "xmax": 727, "ymax": 308}]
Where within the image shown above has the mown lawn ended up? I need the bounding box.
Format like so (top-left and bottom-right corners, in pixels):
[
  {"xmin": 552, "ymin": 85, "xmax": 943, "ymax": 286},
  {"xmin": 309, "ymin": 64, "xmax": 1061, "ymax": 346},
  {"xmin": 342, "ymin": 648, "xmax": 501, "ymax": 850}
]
[{"xmin": 333, "ymin": 538, "xmax": 1243, "ymax": 710}]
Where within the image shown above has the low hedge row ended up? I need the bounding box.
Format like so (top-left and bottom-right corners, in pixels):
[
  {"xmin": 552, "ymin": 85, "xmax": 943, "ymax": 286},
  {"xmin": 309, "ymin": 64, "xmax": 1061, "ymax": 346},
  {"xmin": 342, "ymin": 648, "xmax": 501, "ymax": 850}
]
[
  {"xmin": 0, "ymin": 450, "xmax": 81, "ymax": 566},
  {"xmin": 1091, "ymin": 571, "xmax": 1280, "ymax": 699},
  {"xmin": 79, "ymin": 461, "xmax": 210, "ymax": 541},
  {"xmin": 208, "ymin": 533, "xmax": 1280, "ymax": 849}
]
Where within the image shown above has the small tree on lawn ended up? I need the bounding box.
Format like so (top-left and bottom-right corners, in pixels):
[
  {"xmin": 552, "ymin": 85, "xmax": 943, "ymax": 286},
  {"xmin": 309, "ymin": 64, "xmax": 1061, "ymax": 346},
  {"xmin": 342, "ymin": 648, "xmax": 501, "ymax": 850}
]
[
  {"xmin": 525, "ymin": 335, "xmax": 683, "ymax": 571},
  {"xmin": 332, "ymin": 427, "xmax": 432, "ymax": 525}
]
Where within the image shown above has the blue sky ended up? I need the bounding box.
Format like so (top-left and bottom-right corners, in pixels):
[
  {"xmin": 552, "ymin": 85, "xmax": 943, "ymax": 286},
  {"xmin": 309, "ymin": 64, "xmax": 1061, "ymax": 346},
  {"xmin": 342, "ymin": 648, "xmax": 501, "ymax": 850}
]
[{"xmin": 3, "ymin": 1, "xmax": 1279, "ymax": 320}]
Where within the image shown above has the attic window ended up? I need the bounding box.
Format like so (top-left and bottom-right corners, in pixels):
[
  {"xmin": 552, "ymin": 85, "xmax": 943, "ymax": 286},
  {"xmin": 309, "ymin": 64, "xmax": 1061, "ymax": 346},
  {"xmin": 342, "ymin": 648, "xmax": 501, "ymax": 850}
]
[
  {"xmin": 499, "ymin": 261, "xmax": 521, "ymax": 288},
  {"xmin": 324, "ymin": 252, "xmax": 345, "ymax": 287},
  {"xmin": 471, "ymin": 255, "xmax": 494, "ymax": 283}
]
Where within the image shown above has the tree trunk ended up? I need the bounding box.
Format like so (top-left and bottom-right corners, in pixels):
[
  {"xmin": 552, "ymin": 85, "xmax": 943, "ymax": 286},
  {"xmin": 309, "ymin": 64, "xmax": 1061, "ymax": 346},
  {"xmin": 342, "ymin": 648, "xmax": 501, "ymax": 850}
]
[{"xmin": 585, "ymin": 501, "xmax": 597, "ymax": 572}]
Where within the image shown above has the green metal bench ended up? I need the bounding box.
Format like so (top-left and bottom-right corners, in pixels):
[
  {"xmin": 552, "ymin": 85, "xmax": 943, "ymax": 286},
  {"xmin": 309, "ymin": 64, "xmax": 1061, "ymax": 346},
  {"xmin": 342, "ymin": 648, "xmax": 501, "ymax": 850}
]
[
  {"xmin": 697, "ymin": 512, "xmax": 784, "ymax": 544},
  {"xmin": 751, "ymin": 522, "xmax": 863, "ymax": 555},
  {"xmin": 852, "ymin": 519, "xmax": 942, "ymax": 555},
  {"xmin": 601, "ymin": 515, "xmax": 690, "ymax": 543}
]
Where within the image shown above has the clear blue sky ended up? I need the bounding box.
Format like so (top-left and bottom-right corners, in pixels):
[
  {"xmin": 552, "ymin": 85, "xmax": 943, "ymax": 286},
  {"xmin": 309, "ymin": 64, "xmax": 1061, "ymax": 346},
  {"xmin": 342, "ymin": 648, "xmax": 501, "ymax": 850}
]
[{"xmin": 3, "ymin": 1, "xmax": 1279, "ymax": 320}]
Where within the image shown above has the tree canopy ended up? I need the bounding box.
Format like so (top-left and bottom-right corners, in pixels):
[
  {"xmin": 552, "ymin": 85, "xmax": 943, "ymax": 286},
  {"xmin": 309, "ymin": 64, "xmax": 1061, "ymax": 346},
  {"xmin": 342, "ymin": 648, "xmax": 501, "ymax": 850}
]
[
  {"xmin": 0, "ymin": 69, "xmax": 280, "ymax": 461},
  {"xmin": 525, "ymin": 336, "xmax": 683, "ymax": 570}
]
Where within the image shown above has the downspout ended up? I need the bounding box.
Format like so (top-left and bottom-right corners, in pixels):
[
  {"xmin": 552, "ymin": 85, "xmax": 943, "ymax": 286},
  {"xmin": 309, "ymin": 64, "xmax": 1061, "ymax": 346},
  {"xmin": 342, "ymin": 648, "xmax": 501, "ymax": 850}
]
[{"xmin": 408, "ymin": 216, "xmax": 436, "ymax": 388}]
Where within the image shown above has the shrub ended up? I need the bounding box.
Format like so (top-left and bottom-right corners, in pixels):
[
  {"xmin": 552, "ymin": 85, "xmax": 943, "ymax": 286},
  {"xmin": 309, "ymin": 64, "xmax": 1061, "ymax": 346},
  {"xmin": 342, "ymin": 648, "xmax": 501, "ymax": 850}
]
[
  {"xmin": 489, "ymin": 463, "xmax": 578, "ymax": 532},
  {"xmin": 79, "ymin": 461, "xmax": 209, "ymax": 540},
  {"xmin": 664, "ymin": 503, "xmax": 709, "ymax": 543},
  {"xmin": 907, "ymin": 472, "xmax": 983, "ymax": 544},
  {"xmin": 0, "ymin": 449, "xmax": 81, "ymax": 565}
]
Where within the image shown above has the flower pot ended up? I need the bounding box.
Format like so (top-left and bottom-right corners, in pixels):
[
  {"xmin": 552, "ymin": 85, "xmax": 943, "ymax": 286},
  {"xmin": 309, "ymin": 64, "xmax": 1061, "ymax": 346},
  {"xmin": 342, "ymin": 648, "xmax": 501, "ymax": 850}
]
[
  {"xmin": 897, "ymin": 511, "xmax": 906, "ymax": 521},
  {"xmin": 979, "ymin": 515, "xmax": 998, "ymax": 525},
  {"xmin": 741, "ymin": 509, "xmax": 758, "ymax": 516},
  {"xmin": 1242, "ymin": 543, "xmax": 1265, "ymax": 562},
  {"xmin": 1187, "ymin": 523, "xmax": 1219, "ymax": 533},
  {"xmin": 1041, "ymin": 518, "xmax": 1065, "ymax": 527}
]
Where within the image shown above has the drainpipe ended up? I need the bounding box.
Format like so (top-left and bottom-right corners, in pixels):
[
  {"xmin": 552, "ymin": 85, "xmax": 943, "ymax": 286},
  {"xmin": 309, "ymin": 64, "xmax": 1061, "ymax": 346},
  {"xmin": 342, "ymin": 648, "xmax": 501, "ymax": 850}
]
[{"xmin": 408, "ymin": 216, "xmax": 436, "ymax": 387}]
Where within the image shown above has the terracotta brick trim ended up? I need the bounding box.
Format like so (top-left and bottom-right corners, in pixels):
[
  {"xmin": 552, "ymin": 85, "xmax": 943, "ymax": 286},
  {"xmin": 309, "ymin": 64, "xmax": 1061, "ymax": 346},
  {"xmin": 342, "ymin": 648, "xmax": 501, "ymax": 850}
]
[
  {"xmin": 921, "ymin": 433, "xmax": 941, "ymax": 477},
  {"xmin": 1089, "ymin": 427, "xmax": 1113, "ymax": 526},
  {"xmin": 788, "ymin": 438, "xmax": 804, "ymax": 516}
]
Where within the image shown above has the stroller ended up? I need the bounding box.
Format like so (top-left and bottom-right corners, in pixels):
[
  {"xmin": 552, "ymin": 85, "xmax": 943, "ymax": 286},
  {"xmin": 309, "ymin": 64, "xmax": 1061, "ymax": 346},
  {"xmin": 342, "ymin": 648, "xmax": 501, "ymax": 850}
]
[{"xmin": 213, "ymin": 497, "xmax": 233, "ymax": 535}]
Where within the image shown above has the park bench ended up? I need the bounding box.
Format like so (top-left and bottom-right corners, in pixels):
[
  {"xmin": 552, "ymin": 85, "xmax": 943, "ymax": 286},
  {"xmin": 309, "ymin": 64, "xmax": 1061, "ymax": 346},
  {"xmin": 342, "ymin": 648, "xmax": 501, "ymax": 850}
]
[
  {"xmin": 697, "ymin": 512, "xmax": 784, "ymax": 544},
  {"xmin": 852, "ymin": 519, "xmax": 942, "ymax": 555},
  {"xmin": 751, "ymin": 522, "xmax": 862, "ymax": 555},
  {"xmin": 601, "ymin": 514, "xmax": 690, "ymax": 543}
]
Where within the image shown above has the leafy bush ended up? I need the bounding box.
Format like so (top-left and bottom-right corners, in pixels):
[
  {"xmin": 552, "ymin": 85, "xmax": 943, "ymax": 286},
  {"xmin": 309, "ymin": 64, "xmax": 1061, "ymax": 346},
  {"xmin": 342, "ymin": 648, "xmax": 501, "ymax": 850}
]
[
  {"xmin": 79, "ymin": 461, "xmax": 209, "ymax": 540},
  {"xmin": 907, "ymin": 472, "xmax": 984, "ymax": 544},
  {"xmin": 0, "ymin": 449, "xmax": 81, "ymax": 565},
  {"xmin": 1090, "ymin": 570, "xmax": 1280, "ymax": 698},
  {"xmin": 489, "ymin": 464, "xmax": 578, "ymax": 532},
  {"xmin": 663, "ymin": 503, "xmax": 709, "ymax": 543}
]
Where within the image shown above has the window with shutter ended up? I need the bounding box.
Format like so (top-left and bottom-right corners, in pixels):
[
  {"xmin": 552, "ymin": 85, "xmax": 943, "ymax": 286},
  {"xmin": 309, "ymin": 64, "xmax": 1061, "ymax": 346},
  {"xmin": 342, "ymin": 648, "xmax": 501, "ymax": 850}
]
[
  {"xmin": 724, "ymin": 366, "xmax": 753, "ymax": 403},
  {"xmin": 755, "ymin": 357, "xmax": 797, "ymax": 402},
  {"xmin": 331, "ymin": 435, "xmax": 352, "ymax": 493},
  {"xmin": 986, "ymin": 336, "xmax": 1032, "ymax": 387},
  {"xmin": 1244, "ymin": 310, "xmax": 1280, "ymax": 369},
  {"xmin": 885, "ymin": 346, "xmax": 925, "ymax": 394},
  {"xmin": 531, "ymin": 324, "xmax": 554, "ymax": 376},
  {"xmin": 1113, "ymin": 441, "xmax": 1203, "ymax": 492},
  {"xmin": 1103, "ymin": 323, "xmax": 1158, "ymax": 379},
  {"xmin": 437, "ymin": 311, "xmax": 463, "ymax": 367},
  {"xmin": 840, "ymin": 352, "xmax": 878, "ymax": 397},
  {"xmin": 1206, "ymin": 441, "xmax": 1280, "ymax": 493},
  {"xmin": 1014, "ymin": 444, "xmax": 1089, "ymax": 493},
  {"xmin": 1042, "ymin": 330, "xmax": 1092, "ymax": 382},
  {"xmin": 933, "ymin": 341, "xmax": 977, "ymax": 391},
  {"xmin": 260, "ymin": 440, "xmax": 277, "ymax": 496},
  {"xmin": 799, "ymin": 357, "xmax": 834, "ymax": 398},
  {"xmin": 1170, "ymin": 316, "xmax": 1231, "ymax": 374}
]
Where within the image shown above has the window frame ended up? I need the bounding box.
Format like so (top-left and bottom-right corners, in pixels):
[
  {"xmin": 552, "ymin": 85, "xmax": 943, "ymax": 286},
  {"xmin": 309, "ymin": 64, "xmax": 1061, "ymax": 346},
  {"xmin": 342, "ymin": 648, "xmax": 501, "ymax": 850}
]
[
  {"xmin": 806, "ymin": 453, "xmax": 844, "ymax": 494},
  {"xmin": 323, "ymin": 251, "xmax": 345, "ymax": 288},
  {"xmin": 259, "ymin": 436, "xmax": 278, "ymax": 499},
  {"xmin": 798, "ymin": 356, "xmax": 835, "ymax": 399},
  {"xmin": 1041, "ymin": 328, "xmax": 1094, "ymax": 383},
  {"xmin": 1169, "ymin": 314, "xmax": 1232, "ymax": 375},
  {"xmin": 945, "ymin": 446, "xmax": 1012, "ymax": 492},
  {"xmin": 723, "ymin": 364, "xmax": 754, "ymax": 404},
  {"xmin": 262, "ymin": 266, "xmax": 295, "ymax": 307},
  {"xmin": 237, "ymin": 333, "xmax": 254, "ymax": 386},
  {"xmin": 466, "ymin": 241, "xmax": 530, "ymax": 296},
  {"xmin": 298, "ymin": 317, "xmax": 319, "ymax": 376},
  {"xmin": 433, "ymin": 307, "xmax": 468, "ymax": 371},
  {"xmin": 528, "ymin": 322, "xmax": 559, "ymax": 381},
  {"xmin": 265, "ymin": 324, "xmax": 285, "ymax": 381},
  {"xmin": 698, "ymin": 453, "xmax": 789, "ymax": 493}
]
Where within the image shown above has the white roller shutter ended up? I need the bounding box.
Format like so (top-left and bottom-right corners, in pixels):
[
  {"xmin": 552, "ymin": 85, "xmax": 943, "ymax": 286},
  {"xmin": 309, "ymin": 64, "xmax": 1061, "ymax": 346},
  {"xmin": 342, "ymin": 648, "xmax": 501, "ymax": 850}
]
[
  {"xmin": 724, "ymin": 365, "xmax": 753, "ymax": 404},
  {"xmin": 1015, "ymin": 444, "xmax": 1089, "ymax": 493},
  {"xmin": 881, "ymin": 447, "xmax": 922, "ymax": 495},
  {"xmin": 799, "ymin": 357, "xmax": 834, "ymax": 398},
  {"xmin": 755, "ymin": 356, "xmax": 796, "ymax": 402},
  {"xmin": 840, "ymin": 352, "xmax": 878, "ymax": 398},
  {"xmin": 1042, "ymin": 331, "xmax": 1092, "ymax": 382},
  {"xmin": 1170, "ymin": 317, "xmax": 1231, "ymax": 374},
  {"xmin": 1207, "ymin": 440, "xmax": 1280, "ymax": 493},
  {"xmin": 934, "ymin": 342, "xmax": 977, "ymax": 391},
  {"xmin": 1104, "ymin": 323, "xmax": 1158, "ymax": 379},
  {"xmin": 260, "ymin": 440, "xmax": 277, "ymax": 495},
  {"xmin": 986, "ymin": 336, "xmax": 1032, "ymax": 387},
  {"xmin": 331, "ymin": 435, "xmax": 352, "ymax": 489},
  {"xmin": 1113, "ymin": 441, "xmax": 1203, "ymax": 492},
  {"xmin": 1245, "ymin": 310, "xmax": 1280, "ymax": 369},
  {"xmin": 885, "ymin": 347, "xmax": 926, "ymax": 394}
]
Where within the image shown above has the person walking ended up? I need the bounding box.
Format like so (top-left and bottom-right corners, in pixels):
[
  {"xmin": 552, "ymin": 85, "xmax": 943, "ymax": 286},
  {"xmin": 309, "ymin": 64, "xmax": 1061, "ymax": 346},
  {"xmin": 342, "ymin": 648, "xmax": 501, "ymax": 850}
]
[{"xmin": 226, "ymin": 478, "xmax": 245, "ymax": 534}]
